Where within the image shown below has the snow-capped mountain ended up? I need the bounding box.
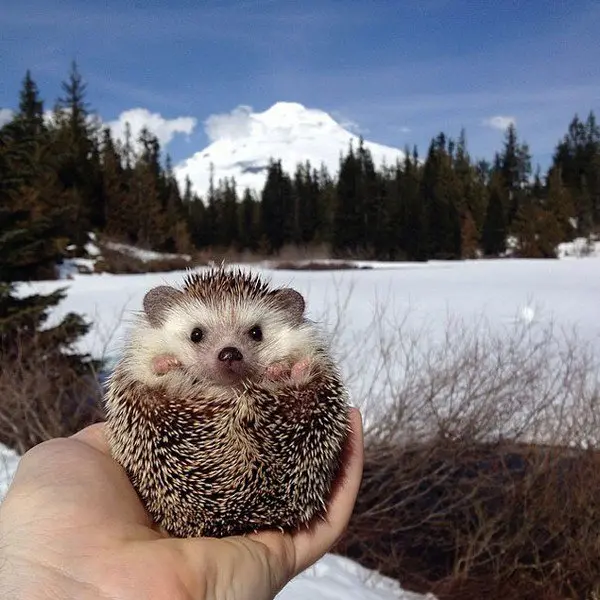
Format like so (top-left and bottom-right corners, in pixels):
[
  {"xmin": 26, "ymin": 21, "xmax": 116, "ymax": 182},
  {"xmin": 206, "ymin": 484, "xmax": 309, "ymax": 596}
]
[{"xmin": 174, "ymin": 102, "xmax": 405, "ymax": 198}]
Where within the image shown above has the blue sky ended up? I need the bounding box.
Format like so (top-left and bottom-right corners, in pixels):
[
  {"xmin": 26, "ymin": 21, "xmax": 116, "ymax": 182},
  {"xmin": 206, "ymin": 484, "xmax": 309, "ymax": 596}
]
[{"xmin": 1, "ymin": 0, "xmax": 599, "ymax": 171}]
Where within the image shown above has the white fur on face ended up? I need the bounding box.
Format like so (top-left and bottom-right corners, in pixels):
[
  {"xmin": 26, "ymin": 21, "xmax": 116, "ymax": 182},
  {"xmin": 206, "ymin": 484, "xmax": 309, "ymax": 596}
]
[{"xmin": 122, "ymin": 296, "xmax": 324, "ymax": 390}]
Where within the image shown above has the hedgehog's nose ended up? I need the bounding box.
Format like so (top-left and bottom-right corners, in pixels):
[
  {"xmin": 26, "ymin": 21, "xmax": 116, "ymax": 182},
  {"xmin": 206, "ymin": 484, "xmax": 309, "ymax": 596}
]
[{"xmin": 218, "ymin": 346, "xmax": 243, "ymax": 362}]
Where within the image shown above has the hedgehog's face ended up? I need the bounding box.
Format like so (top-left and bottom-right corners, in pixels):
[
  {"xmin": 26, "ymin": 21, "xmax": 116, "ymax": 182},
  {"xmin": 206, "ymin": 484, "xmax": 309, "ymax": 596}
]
[
  {"xmin": 161, "ymin": 299, "xmax": 289, "ymax": 386},
  {"xmin": 138, "ymin": 280, "xmax": 315, "ymax": 389}
]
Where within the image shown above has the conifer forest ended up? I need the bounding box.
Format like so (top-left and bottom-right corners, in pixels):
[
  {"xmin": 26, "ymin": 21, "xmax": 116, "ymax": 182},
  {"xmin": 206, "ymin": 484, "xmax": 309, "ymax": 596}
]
[{"xmin": 2, "ymin": 63, "xmax": 600, "ymax": 286}]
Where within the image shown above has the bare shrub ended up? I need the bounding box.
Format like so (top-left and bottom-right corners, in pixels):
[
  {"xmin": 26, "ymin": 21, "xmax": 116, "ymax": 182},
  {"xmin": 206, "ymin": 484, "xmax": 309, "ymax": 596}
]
[
  {"xmin": 329, "ymin": 305, "xmax": 600, "ymax": 599},
  {"xmin": 94, "ymin": 246, "xmax": 196, "ymax": 274},
  {"xmin": 270, "ymin": 260, "xmax": 372, "ymax": 271},
  {"xmin": 0, "ymin": 333, "xmax": 105, "ymax": 455},
  {"xmin": 191, "ymin": 242, "xmax": 333, "ymax": 266}
]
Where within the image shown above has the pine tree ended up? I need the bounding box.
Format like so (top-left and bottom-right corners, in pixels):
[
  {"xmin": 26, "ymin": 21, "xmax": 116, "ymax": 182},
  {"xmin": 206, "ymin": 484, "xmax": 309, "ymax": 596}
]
[
  {"xmin": 314, "ymin": 164, "xmax": 335, "ymax": 245},
  {"xmin": 420, "ymin": 135, "xmax": 461, "ymax": 259},
  {"xmin": 0, "ymin": 207, "xmax": 93, "ymax": 367},
  {"xmin": 0, "ymin": 206, "xmax": 103, "ymax": 452},
  {"xmin": 101, "ymin": 127, "xmax": 130, "ymax": 241},
  {"xmin": 545, "ymin": 165, "xmax": 575, "ymax": 240},
  {"xmin": 51, "ymin": 61, "xmax": 102, "ymax": 249},
  {"xmin": 481, "ymin": 173, "xmax": 507, "ymax": 256},
  {"xmin": 332, "ymin": 144, "xmax": 362, "ymax": 256},
  {"xmin": 357, "ymin": 141, "xmax": 382, "ymax": 257},
  {"xmin": 292, "ymin": 162, "xmax": 321, "ymax": 246},
  {"xmin": 203, "ymin": 165, "xmax": 219, "ymax": 247},
  {"xmin": 260, "ymin": 160, "xmax": 293, "ymax": 253},
  {"xmin": 401, "ymin": 150, "xmax": 427, "ymax": 261},
  {"xmin": 239, "ymin": 188, "xmax": 259, "ymax": 251},
  {"xmin": 499, "ymin": 124, "xmax": 532, "ymax": 227},
  {"xmin": 219, "ymin": 177, "xmax": 239, "ymax": 248},
  {"xmin": 161, "ymin": 155, "xmax": 191, "ymax": 253},
  {"xmin": 183, "ymin": 177, "xmax": 209, "ymax": 249},
  {"xmin": 15, "ymin": 70, "xmax": 45, "ymax": 140},
  {"xmin": 128, "ymin": 128, "xmax": 166, "ymax": 248},
  {"xmin": 0, "ymin": 78, "xmax": 73, "ymax": 279}
]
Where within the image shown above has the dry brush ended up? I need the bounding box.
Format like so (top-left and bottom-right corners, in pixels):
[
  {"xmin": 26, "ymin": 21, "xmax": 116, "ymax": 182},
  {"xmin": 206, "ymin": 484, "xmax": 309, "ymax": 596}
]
[{"xmin": 325, "ymin": 300, "xmax": 600, "ymax": 599}]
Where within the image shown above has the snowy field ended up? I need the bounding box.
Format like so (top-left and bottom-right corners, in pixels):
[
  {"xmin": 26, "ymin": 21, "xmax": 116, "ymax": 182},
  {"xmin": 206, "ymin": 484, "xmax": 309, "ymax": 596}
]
[
  {"xmin": 2, "ymin": 250, "xmax": 599, "ymax": 598},
  {"xmin": 12, "ymin": 251, "xmax": 600, "ymax": 408}
]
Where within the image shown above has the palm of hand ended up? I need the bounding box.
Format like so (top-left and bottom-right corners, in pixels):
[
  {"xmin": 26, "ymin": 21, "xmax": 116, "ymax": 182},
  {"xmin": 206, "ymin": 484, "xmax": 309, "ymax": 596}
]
[{"xmin": 0, "ymin": 412, "xmax": 363, "ymax": 600}]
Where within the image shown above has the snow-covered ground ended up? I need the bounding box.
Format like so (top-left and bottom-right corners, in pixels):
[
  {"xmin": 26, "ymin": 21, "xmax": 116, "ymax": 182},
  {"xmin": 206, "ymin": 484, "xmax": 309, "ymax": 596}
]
[
  {"xmin": 3, "ymin": 251, "xmax": 599, "ymax": 598},
  {"xmin": 0, "ymin": 443, "xmax": 20, "ymax": 503},
  {"xmin": 17, "ymin": 253, "xmax": 600, "ymax": 390}
]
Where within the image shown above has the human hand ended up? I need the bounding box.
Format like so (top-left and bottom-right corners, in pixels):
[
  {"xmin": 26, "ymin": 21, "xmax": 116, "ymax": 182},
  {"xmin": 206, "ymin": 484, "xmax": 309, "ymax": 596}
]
[{"xmin": 0, "ymin": 408, "xmax": 363, "ymax": 600}]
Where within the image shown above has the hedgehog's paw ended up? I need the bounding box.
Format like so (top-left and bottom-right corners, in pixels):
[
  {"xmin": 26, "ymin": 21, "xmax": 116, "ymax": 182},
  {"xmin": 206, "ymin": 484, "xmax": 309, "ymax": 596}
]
[
  {"xmin": 264, "ymin": 362, "xmax": 291, "ymax": 381},
  {"xmin": 152, "ymin": 354, "xmax": 182, "ymax": 375}
]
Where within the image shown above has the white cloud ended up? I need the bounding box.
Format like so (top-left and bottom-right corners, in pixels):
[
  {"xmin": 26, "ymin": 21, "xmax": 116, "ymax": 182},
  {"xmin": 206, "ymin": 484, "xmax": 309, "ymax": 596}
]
[
  {"xmin": 482, "ymin": 115, "xmax": 516, "ymax": 131},
  {"xmin": 400, "ymin": 126, "xmax": 411, "ymax": 133},
  {"xmin": 0, "ymin": 108, "xmax": 14, "ymax": 126},
  {"xmin": 108, "ymin": 108, "xmax": 197, "ymax": 149},
  {"xmin": 204, "ymin": 105, "xmax": 253, "ymax": 142}
]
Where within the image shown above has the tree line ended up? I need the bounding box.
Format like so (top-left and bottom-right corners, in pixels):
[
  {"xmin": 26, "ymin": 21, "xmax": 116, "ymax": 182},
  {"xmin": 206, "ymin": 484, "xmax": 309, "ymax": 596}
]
[{"xmin": 1, "ymin": 63, "xmax": 599, "ymax": 283}]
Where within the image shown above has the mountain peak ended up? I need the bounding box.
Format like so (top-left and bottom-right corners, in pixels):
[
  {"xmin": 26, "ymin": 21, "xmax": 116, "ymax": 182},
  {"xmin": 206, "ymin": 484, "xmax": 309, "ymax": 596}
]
[
  {"xmin": 175, "ymin": 102, "xmax": 404, "ymax": 197},
  {"xmin": 260, "ymin": 101, "xmax": 308, "ymax": 117}
]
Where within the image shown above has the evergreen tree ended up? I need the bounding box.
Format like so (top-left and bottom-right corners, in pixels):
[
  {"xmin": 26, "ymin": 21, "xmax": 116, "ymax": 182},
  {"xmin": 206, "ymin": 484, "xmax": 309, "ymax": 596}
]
[
  {"xmin": 357, "ymin": 141, "xmax": 383, "ymax": 257},
  {"xmin": 420, "ymin": 135, "xmax": 461, "ymax": 259},
  {"xmin": 15, "ymin": 70, "xmax": 45, "ymax": 140},
  {"xmin": 183, "ymin": 177, "xmax": 209, "ymax": 249},
  {"xmin": 545, "ymin": 165, "xmax": 575, "ymax": 240},
  {"xmin": 498, "ymin": 123, "xmax": 532, "ymax": 226},
  {"xmin": 101, "ymin": 127, "xmax": 130, "ymax": 241},
  {"xmin": 260, "ymin": 160, "xmax": 293, "ymax": 253},
  {"xmin": 218, "ymin": 177, "xmax": 239, "ymax": 248},
  {"xmin": 239, "ymin": 188, "xmax": 259, "ymax": 251},
  {"xmin": 162, "ymin": 155, "xmax": 191, "ymax": 253},
  {"xmin": 332, "ymin": 144, "xmax": 362, "ymax": 255},
  {"xmin": 130, "ymin": 128, "xmax": 166, "ymax": 248},
  {"xmin": 401, "ymin": 150, "xmax": 427, "ymax": 260},
  {"xmin": 292, "ymin": 162, "xmax": 321, "ymax": 246},
  {"xmin": 52, "ymin": 61, "xmax": 102, "ymax": 249},
  {"xmin": 0, "ymin": 206, "xmax": 102, "ymax": 453},
  {"xmin": 0, "ymin": 80, "xmax": 73, "ymax": 278},
  {"xmin": 552, "ymin": 112, "xmax": 600, "ymax": 234},
  {"xmin": 314, "ymin": 164, "xmax": 335, "ymax": 244},
  {"xmin": 203, "ymin": 165, "xmax": 219, "ymax": 247},
  {"xmin": 0, "ymin": 207, "xmax": 94, "ymax": 367},
  {"xmin": 481, "ymin": 173, "xmax": 507, "ymax": 256}
]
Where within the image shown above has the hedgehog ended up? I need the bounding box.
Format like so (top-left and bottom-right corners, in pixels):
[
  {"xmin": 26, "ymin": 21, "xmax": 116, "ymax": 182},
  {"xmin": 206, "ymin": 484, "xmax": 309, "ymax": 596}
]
[{"xmin": 103, "ymin": 266, "xmax": 351, "ymax": 539}]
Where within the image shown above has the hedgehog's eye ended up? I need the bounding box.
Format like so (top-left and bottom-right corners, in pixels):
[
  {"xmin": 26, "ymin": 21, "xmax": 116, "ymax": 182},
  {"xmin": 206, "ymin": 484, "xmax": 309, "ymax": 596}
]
[
  {"xmin": 249, "ymin": 325, "xmax": 263, "ymax": 342},
  {"xmin": 190, "ymin": 328, "xmax": 204, "ymax": 343}
]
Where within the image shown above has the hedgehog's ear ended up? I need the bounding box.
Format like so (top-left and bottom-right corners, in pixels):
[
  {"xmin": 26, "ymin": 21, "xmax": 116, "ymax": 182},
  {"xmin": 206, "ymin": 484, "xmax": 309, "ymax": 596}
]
[
  {"xmin": 143, "ymin": 285, "xmax": 185, "ymax": 327},
  {"xmin": 270, "ymin": 288, "xmax": 305, "ymax": 322}
]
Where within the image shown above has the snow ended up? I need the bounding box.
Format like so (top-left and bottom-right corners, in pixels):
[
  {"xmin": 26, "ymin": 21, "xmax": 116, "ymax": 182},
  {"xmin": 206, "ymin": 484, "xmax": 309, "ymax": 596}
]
[
  {"xmin": 16, "ymin": 254, "xmax": 600, "ymax": 384},
  {"xmin": 103, "ymin": 241, "xmax": 192, "ymax": 263},
  {"xmin": 277, "ymin": 554, "xmax": 433, "ymax": 600},
  {"xmin": 174, "ymin": 102, "xmax": 405, "ymax": 198},
  {"xmin": 556, "ymin": 236, "xmax": 600, "ymax": 258},
  {"xmin": 0, "ymin": 443, "xmax": 20, "ymax": 503}
]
